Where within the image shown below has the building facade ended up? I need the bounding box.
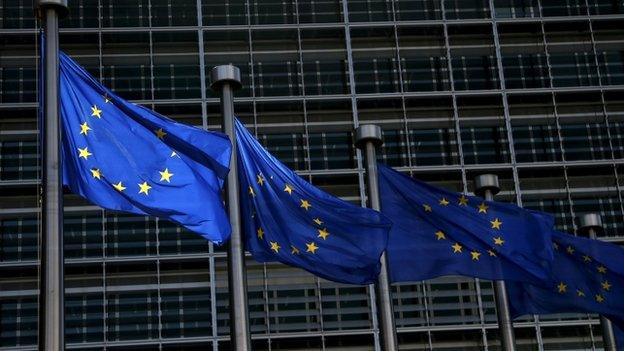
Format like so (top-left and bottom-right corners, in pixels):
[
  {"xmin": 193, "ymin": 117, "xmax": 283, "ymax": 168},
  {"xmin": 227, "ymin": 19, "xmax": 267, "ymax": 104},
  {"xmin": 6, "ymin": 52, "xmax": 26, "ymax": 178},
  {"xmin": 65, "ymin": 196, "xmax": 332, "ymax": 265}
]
[{"xmin": 1, "ymin": 0, "xmax": 624, "ymax": 349}]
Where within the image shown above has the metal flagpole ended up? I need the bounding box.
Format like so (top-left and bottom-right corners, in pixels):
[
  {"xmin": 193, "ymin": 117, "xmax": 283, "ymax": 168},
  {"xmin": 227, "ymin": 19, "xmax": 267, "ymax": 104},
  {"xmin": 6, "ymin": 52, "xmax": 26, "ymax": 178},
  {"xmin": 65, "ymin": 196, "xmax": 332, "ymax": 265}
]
[
  {"xmin": 474, "ymin": 174, "xmax": 516, "ymax": 351},
  {"xmin": 210, "ymin": 65, "xmax": 251, "ymax": 351},
  {"xmin": 354, "ymin": 124, "xmax": 398, "ymax": 351},
  {"xmin": 36, "ymin": 1, "xmax": 68, "ymax": 351},
  {"xmin": 578, "ymin": 213, "xmax": 617, "ymax": 351}
]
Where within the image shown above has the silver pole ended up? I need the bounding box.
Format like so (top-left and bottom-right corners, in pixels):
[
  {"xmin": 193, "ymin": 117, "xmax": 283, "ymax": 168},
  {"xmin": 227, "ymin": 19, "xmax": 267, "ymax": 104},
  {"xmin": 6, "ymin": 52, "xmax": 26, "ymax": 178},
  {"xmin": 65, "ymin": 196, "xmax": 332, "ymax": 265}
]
[
  {"xmin": 210, "ymin": 65, "xmax": 251, "ymax": 351},
  {"xmin": 474, "ymin": 174, "xmax": 516, "ymax": 351},
  {"xmin": 36, "ymin": 1, "xmax": 68, "ymax": 351},
  {"xmin": 354, "ymin": 125, "xmax": 398, "ymax": 351},
  {"xmin": 578, "ymin": 213, "xmax": 617, "ymax": 351}
]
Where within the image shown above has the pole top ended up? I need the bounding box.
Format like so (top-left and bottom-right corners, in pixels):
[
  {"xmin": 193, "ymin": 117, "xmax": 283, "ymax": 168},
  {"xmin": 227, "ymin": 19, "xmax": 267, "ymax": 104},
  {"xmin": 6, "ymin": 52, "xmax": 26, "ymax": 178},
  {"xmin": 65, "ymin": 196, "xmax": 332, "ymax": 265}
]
[
  {"xmin": 354, "ymin": 124, "xmax": 383, "ymax": 149},
  {"xmin": 474, "ymin": 174, "xmax": 500, "ymax": 197},
  {"xmin": 210, "ymin": 65, "xmax": 242, "ymax": 92},
  {"xmin": 35, "ymin": 0, "xmax": 69, "ymax": 18},
  {"xmin": 578, "ymin": 213, "xmax": 603, "ymax": 232}
]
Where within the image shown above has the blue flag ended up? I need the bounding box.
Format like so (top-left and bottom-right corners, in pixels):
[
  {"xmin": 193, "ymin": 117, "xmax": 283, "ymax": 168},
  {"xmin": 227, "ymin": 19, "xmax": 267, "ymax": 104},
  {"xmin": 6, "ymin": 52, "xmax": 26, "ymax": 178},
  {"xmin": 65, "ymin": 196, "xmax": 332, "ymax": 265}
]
[
  {"xmin": 378, "ymin": 163, "xmax": 554, "ymax": 285},
  {"xmin": 58, "ymin": 49, "xmax": 232, "ymax": 244},
  {"xmin": 615, "ymin": 323, "xmax": 624, "ymax": 350},
  {"xmin": 236, "ymin": 119, "xmax": 391, "ymax": 285},
  {"xmin": 508, "ymin": 230, "xmax": 624, "ymax": 327}
]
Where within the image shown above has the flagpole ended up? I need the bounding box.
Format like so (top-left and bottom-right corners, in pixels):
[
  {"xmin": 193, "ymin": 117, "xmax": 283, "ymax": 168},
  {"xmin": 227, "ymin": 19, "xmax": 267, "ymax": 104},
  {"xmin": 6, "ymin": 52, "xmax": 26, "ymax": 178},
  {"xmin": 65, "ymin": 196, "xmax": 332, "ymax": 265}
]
[
  {"xmin": 210, "ymin": 65, "xmax": 251, "ymax": 351},
  {"xmin": 354, "ymin": 124, "xmax": 398, "ymax": 351},
  {"xmin": 578, "ymin": 213, "xmax": 616, "ymax": 351},
  {"xmin": 36, "ymin": 1, "xmax": 68, "ymax": 351},
  {"xmin": 474, "ymin": 174, "xmax": 516, "ymax": 351}
]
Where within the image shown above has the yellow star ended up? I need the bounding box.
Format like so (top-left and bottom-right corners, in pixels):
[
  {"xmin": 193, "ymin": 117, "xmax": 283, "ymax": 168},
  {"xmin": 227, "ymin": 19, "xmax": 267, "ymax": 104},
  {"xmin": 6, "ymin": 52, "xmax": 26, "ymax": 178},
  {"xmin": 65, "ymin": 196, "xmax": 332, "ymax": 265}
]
[
  {"xmin": 439, "ymin": 198, "xmax": 449, "ymax": 206},
  {"xmin": 487, "ymin": 249, "xmax": 497, "ymax": 257},
  {"xmin": 313, "ymin": 218, "xmax": 323, "ymax": 226},
  {"xmin": 566, "ymin": 246, "xmax": 575, "ymax": 254},
  {"xmin": 601, "ymin": 280, "xmax": 612, "ymax": 291},
  {"xmin": 78, "ymin": 147, "xmax": 92, "ymax": 160},
  {"xmin": 91, "ymin": 105, "xmax": 102, "ymax": 118},
  {"xmin": 112, "ymin": 181, "xmax": 126, "ymax": 192},
  {"xmin": 103, "ymin": 95, "xmax": 111, "ymax": 103},
  {"xmin": 553, "ymin": 242, "xmax": 559, "ymax": 250},
  {"xmin": 90, "ymin": 168, "xmax": 102, "ymax": 180},
  {"xmin": 470, "ymin": 250, "xmax": 481, "ymax": 261},
  {"xmin": 306, "ymin": 242, "xmax": 319, "ymax": 254},
  {"xmin": 257, "ymin": 174, "xmax": 265, "ymax": 186},
  {"xmin": 576, "ymin": 289, "xmax": 585, "ymax": 297},
  {"xmin": 458, "ymin": 195, "xmax": 469, "ymax": 206},
  {"xmin": 597, "ymin": 265, "xmax": 607, "ymax": 274},
  {"xmin": 557, "ymin": 282, "xmax": 567, "ymax": 294},
  {"xmin": 478, "ymin": 202, "xmax": 488, "ymax": 214},
  {"xmin": 284, "ymin": 184, "xmax": 293, "ymax": 195},
  {"xmin": 435, "ymin": 230, "xmax": 446, "ymax": 240},
  {"xmin": 249, "ymin": 186, "xmax": 255, "ymax": 197},
  {"xmin": 451, "ymin": 243, "xmax": 462, "ymax": 253},
  {"xmin": 582, "ymin": 255, "xmax": 592, "ymax": 263},
  {"xmin": 490, "ymin": 218, "xmax": 502, "ymax": 230},
  {"xmin": 80, "ymin": 122, "xmax": 92, "ymax": 135},
  {"xmin": 300, "ymin": 199, "xmax": 311, "ymax": 210},
  {"xmin": 270, "ymin": 241, "xmax": 281, "ymax": 253},
  {"xmin": 159, "ymin": 168, "xmax": 174, "ymax": 182},
  {"xmin": 170, "ymin": 151, "xmax": 179, "ymax": 158},
  {"xmin": 423, "ymin": 204, "xmax": 432, "ymax": 212},
  {"xmin": 493, "ymin": 236, "xmax": 505, "ymax": 246},
  {"xmin": 138, "ymin": 181, "xmax": 152, "ymax": 195},
  {"xmin": 291, "ymin": 245, "xmax": 300, "ymax": 255},
  {"xmin": 595, "ymin": 294, "xmax": 605, "ymax": 303},
  {"xmin": 256, "ymin": 228, "xmax": 264, "ymax": 239},
  {"xmin": 318, "ymin": 228, "xmax": 330, "ymax": 240},
  {"xmin": 155, "ymin": 128, "xmax": 167, "ymax": 139}
]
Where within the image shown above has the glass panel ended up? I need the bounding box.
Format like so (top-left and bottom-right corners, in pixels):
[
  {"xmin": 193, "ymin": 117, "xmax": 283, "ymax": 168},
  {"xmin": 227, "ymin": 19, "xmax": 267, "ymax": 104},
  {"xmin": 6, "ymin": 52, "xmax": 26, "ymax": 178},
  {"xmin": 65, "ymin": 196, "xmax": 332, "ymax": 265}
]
[
  {"xmin": 106, "ymin": 291, "xmax": 159, "ymax": 341},
  {"xmin": 395, "ymin": 0, "xmax": 443, "ymax": 20},
  {"xmin": 101, "ymin": 0, "xmax": 150, "ymax": 27},
  {"xmin": 151, "ymin": 0, "xmax": 198, "ymax": 26},
  {"xmin": 0, "ymin": 217, "xmax": 38, "ymax": 262},
  {"xmin": 202, "ymin": 0, "xmax": 248, "ymax": 25},
  {"xmin": 0, "ymin": 297, "xmax": 38, "ymax": 347},
  {"xmin": 65, "ymin": 293, "xmax": 105, "ymax": 343},
  {"xmin": 494, "ymin": 0, "xmax": 539, "ymax": 18}
]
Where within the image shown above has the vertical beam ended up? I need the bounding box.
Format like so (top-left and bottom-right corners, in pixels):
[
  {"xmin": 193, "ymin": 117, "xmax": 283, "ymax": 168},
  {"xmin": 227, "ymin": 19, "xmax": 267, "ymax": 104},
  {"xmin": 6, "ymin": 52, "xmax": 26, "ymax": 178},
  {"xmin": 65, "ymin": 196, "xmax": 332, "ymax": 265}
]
[
  {"xmin": 474, "ymin": 174, "xmax": 516, "ymax": 351},
  {"xmin": 355, "ymin": 124, "xmax": 398, "ymax": 351},
  {"xmin": 578, "ymin": 214, "xmax": 617, "ymax": 351},
  {"xmin": 36, "ymin": 1, "xmax": 68, "ymax": 350},
  {"xmin": 210, "ymin": 65, "xmax": 251, "ymax": 351}
]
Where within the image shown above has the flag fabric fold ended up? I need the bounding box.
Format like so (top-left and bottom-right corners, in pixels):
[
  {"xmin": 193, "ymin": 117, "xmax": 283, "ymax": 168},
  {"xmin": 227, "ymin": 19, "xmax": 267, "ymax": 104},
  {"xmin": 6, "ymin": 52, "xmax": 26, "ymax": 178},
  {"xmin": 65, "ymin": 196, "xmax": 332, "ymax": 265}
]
[
  {"xmin": 377, "ymin": 163, "xmax": 554, "ymax": 285},
  {"xmin": 508, "ymin": 230, "xmax": 624, "ymax": 327},
  {"xmin": 236, "ymin": 119, "xmax": 391, "ymax": 285},
  {"xmin": 58, "ymin": 49, "xmax": 232, "ymax": 244}
]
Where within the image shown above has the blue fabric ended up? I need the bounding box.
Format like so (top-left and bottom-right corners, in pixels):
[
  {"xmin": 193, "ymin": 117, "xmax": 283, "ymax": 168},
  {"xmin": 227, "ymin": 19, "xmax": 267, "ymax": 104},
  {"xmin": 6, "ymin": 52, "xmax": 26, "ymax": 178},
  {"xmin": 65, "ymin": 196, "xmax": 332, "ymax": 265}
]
[
  {"xmin": 615, "ymin": 323, "xmax": 624, "ymax": 351},
  {"xmin": 508, "ymin": 230, "xmax": 624, "ymax": 328},
  {"xmin": 236, "ymin": 119, "xmax": 391, "ymax": 285},
  {"xmin": 377, "ymin": 163, "xmax": 555, "ymax": 285},
  {"xmin": 58, "ymin": 49, "xmax": 232, "ymax": 244}
]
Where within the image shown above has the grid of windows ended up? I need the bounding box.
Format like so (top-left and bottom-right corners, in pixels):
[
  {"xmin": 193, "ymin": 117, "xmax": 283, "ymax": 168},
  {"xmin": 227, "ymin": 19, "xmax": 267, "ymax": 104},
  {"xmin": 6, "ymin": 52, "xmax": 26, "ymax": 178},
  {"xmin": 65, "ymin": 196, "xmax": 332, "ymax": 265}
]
[{"xmin": 1, "ymin": 0, "xmax": 624, "ymax": 349}]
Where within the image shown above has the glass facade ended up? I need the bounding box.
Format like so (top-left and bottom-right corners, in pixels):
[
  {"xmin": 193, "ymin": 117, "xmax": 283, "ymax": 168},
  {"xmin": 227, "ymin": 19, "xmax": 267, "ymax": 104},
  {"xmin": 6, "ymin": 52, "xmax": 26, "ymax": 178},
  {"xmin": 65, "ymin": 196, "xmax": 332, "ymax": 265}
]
[{"xmin": 1, "ymin": 0, "xmax": 624, "ymax": 349}]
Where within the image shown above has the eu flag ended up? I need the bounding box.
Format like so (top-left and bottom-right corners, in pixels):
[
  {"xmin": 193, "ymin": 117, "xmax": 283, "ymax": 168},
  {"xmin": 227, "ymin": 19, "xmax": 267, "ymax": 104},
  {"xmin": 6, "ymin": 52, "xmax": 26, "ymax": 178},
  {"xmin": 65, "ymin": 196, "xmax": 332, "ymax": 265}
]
[
  {"xmin": 236, "ymin": 119, "xmax": 391, "ymax": 285},
  {"xmin": 508, "ymin": 230, "xmax": 624, "ymax": 327},
  {"xmin": 378, "ymin": 164, "xmax": 554, "ymax": 285},
  {"xmin": 59, "ymin": 51, "xmax": 232, "ymax": 244}
]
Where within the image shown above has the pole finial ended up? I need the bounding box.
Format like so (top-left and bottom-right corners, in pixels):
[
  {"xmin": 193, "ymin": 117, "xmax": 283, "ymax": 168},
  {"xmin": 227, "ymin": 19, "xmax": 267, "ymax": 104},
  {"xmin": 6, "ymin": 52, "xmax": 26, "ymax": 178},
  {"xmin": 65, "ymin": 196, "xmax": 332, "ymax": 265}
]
[
  {"xmin": 210, "ymin": 65, "xmax": 242, "ymax": 92},
  {"xmin": 578, "ymin": 213, "xmax": 603, "ymax": 232},
  {"xmin": 354, "ymin": 124, "xmax": 383, "ymax": 149},
  {"xmin": 474, "ymin": 174, "xmax": 500, "ymax": 197},
  {"xmin": 35, "ymin": 0, "xmax": 69, "ymax": 18}
]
